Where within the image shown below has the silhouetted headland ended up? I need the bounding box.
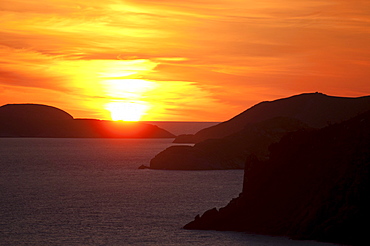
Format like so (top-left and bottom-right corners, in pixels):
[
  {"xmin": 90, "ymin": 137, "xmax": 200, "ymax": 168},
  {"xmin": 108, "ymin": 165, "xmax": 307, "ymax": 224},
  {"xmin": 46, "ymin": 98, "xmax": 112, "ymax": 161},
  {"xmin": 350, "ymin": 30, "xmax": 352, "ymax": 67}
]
[
  {"xmin": 149, "ymin": 93, "xmax": 370, "ymax": 170},
  {"xmin": 150, "ymin": 117, "xmax": 309, "ymax": 169},
  {"xmin": 184, "ymin": 109, "xmax": 370, "ymax": 246},
  {"xmin": 0, "ymin": 104, "xmax": 175, "ymax": 138},
  {"xmin": 175, "ymin": 92, "xmax": 370, "ymax": 144}
]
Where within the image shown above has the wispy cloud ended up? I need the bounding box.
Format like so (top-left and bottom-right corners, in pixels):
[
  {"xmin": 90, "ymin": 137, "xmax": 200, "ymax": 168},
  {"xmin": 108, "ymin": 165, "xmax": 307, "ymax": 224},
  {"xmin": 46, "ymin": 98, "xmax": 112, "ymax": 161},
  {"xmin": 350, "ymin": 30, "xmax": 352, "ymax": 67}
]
[{"xmin": 1, "ymin": 0, "xmax": 370, "ymax": 120}]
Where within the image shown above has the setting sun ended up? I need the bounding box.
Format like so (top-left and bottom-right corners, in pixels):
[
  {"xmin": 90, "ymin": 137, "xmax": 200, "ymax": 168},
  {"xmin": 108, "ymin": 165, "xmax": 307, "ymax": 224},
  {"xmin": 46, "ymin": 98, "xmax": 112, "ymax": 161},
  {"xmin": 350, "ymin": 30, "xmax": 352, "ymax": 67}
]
[
  {"xmin": 102, "ymin": 79, "xmax": 155, "ymax": 121},
  {"xmin": 1, "ymin": 0, "xmax": 369, "ymax": 122},
  {"xmin": 106, "ymin": 101, "xmax": 149, "ymax": 121}
]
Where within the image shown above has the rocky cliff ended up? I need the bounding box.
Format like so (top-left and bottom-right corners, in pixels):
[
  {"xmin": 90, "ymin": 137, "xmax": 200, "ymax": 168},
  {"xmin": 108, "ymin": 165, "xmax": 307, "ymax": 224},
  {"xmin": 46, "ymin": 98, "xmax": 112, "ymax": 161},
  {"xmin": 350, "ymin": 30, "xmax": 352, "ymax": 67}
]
[{"xmin": 184, "ymin": 110, "xmax": 370, "ymax": 245}]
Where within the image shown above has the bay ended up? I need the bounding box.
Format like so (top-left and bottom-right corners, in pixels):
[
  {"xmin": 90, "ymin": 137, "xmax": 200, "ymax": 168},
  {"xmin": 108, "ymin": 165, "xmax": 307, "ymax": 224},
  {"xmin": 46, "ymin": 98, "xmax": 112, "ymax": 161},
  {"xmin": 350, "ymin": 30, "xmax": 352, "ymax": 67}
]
[{"xmin": 0, "ymin": 138, "xmax": 340, "ymax": 245}]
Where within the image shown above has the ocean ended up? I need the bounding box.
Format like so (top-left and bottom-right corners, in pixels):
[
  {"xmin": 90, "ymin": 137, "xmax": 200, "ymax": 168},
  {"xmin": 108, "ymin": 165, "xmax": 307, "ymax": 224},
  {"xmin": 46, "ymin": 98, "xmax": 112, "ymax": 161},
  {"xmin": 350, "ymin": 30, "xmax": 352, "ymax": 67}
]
[{"xmin": 0, "ymin": 137, "xmax": 341, "ymax": 245}]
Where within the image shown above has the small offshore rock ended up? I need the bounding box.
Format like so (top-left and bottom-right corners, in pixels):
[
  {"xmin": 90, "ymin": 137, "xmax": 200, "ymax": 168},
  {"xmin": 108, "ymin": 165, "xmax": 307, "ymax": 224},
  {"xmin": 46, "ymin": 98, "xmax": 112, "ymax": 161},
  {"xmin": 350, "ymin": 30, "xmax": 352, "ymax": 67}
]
[{"xmin": 138, "ymin": 165, "xmax": 150, "ymax": 169}]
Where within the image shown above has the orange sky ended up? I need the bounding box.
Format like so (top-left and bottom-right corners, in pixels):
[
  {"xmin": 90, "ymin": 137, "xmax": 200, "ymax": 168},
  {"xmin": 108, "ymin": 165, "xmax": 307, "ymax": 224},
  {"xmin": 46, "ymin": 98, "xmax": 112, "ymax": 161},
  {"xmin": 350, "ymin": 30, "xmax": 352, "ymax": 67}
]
[{"xmin": 1, "ymin": 0, "xmax": 370, "ymax": 121}]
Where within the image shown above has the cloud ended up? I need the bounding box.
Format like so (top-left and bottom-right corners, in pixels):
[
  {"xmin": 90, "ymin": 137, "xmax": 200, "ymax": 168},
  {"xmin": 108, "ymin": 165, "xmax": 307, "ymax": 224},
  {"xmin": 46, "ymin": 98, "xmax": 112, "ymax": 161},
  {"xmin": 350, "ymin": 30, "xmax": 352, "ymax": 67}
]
[{"xmin": 1, "ymin": 0, "xmax": 370, "ymax": 120}]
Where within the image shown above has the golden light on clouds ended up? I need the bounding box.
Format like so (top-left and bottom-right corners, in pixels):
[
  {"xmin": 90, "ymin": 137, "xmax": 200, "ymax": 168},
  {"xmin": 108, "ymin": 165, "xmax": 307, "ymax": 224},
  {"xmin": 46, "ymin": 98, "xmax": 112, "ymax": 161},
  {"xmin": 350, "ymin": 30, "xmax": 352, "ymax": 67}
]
[
  {"xmin": 103, "ymin": 79, "xmax": 155, "ymax": 98},
  {"xmin": 1, "ymin": 0, "xmax": 370, "ymax": 121}
]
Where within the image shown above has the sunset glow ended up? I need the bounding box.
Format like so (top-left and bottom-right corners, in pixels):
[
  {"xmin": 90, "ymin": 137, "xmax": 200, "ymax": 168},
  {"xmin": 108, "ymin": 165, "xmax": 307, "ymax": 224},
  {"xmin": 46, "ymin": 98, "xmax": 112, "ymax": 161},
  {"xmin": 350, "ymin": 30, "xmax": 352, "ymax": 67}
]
[
  {"xmin": 103, "ymin": 79, "xmax": 155, "ymax": 121},
  {"xmin": 106, "ymin": 101, "xmax": 149, "ymax": 121},
  {"xmin": 1, "ymin": 0, "xmax": 370, "ymax": 121}
]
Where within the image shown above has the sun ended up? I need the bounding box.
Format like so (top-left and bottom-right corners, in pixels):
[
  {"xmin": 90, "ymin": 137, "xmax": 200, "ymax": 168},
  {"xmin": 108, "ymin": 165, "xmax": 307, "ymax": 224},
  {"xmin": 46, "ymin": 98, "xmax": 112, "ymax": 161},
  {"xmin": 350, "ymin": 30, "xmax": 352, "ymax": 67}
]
[{"xmin": 106, "ymin": 102, "xmax": 148, "ymax": 121}]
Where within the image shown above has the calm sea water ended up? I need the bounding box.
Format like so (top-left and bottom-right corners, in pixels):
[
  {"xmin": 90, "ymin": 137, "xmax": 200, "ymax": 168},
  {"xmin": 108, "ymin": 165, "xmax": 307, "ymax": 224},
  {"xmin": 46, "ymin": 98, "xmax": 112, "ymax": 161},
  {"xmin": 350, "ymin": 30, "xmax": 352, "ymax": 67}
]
[{"xmin": 0, "ymin": 138, "xmax": 341, "ymax": 246}]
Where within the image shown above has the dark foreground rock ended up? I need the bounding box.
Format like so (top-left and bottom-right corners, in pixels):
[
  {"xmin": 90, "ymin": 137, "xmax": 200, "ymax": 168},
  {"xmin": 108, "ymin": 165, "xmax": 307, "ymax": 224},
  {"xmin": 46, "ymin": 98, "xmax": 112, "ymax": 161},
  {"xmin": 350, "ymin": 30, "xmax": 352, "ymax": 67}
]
[
  {"xmin": 0, "ymin": 104, "xmax": 175, "ymax": 138},
  {"xmin": 184, "ymin": 110, "xmax": 370, "ymax": 245}
]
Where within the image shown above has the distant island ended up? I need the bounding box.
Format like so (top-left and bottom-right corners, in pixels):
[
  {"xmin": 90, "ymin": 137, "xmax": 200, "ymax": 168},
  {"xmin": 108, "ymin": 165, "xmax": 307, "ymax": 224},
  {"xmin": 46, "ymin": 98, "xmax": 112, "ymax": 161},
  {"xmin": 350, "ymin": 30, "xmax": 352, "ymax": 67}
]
[
  {"xmin": 147, "ymin": 92, "xmax": 370, "ymax": 170},
  {"xmin": 0, "ymin": 104, "xmax": 175, "ymax": 138}
]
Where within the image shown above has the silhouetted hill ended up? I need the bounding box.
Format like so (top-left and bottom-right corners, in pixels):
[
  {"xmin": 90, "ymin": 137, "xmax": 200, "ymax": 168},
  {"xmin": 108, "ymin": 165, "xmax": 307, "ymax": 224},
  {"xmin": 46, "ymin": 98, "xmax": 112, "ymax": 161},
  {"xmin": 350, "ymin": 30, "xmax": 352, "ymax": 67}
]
[
  {"xmin": 0, "ymin": 104, "xmax": 73, "ymax": 122},
  {"xmin": 184, "ymin": 110, "xmax": 370, "ymax": 245},
  {"xmin": 175, "ymin": 93, "xmax": 370, "ymax": 143},
  {"xmin": 0, "ymin": 104, "xmax": 74, "ymax": 137},
  {"xmin": 150, "ymin": 117, "xmax": 309, "ymax": 169},
  {"xmin": 149, "ymin": 93, "xmax": 370, "ymax": 170},
  {"xmin": 0, "ymin": 104, "xmax": 175, "ymax": 138}
]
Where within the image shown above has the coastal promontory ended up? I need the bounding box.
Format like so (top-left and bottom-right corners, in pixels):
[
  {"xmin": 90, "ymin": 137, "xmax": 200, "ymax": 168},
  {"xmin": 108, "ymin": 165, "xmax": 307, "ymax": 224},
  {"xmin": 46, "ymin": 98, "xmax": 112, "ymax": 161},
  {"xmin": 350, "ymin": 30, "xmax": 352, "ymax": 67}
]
[
  {"xmin": 184, "ymin": 109, "xmax": 370, "ymax": 245},
  {"xmin": 150, "ymin": 117, "xmax": 309, "ymax": 170},
  {"xmin": 175, "ymin": 92, "xmax": 370, "ymax": 143},
  {"xmin": 149, "ymin": 93, "xmax": 370, "ymax": 170}
]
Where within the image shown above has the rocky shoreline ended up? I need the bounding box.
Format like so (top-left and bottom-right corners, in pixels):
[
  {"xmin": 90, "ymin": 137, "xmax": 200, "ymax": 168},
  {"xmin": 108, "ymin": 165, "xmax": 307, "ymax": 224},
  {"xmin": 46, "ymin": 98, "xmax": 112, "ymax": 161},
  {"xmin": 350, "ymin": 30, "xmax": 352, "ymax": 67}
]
[{"xmin": 184, "ymin": 110, "xmax": 370, "ymax": 245}]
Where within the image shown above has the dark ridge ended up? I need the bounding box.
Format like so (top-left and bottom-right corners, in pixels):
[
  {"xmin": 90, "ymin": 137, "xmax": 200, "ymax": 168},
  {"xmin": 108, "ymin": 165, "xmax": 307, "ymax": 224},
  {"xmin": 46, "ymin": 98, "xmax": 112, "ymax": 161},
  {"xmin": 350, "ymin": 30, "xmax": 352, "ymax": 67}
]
[
  {"xmin": 152, "ymin": 93, "xmax": 370, "ymax": 170},
  {"xmin": 177, "ymin": 93, "xmax": 370, "ymax": 143},
  {"xmin": 184, "ymin": 109, "xmax": 370, "ymax": 245},
  {"xmin": 150, "ymin": 117, "xmax": 309, "ymax": 170}
]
